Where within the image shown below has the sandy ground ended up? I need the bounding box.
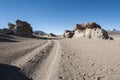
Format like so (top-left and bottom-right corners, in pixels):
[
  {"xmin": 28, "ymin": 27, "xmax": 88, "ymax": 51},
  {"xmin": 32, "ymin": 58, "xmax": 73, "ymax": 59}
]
[
  {"xmin": 109, "ymin": 34, "xmax": 120, "ymax": 40},
  {"xmin": 0, "ymin": 35, "xmax": 120, "ymax": 80},
  {"xmin": 57, "ymin": 38, "xmax": 120, "ymax": 80}
]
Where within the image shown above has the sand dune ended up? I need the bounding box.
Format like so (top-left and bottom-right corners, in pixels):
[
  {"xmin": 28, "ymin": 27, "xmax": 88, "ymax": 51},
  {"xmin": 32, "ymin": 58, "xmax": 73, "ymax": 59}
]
[{"xmin": 0, "ymin": 35, "xmax": 120, "ymax": 80}]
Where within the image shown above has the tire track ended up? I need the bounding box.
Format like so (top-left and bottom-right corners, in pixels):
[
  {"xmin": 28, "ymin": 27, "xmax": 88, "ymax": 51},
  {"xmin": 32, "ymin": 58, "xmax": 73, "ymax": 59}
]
[
  {"xmin": 33, "ymin": 40, "xmax": 61, "ymax": 80},
  {"xmin": 45, "ymin": 41, "xmax": 60, "ymax": 80},
  {"xmin": 11, "ymin": 40, "xmax": 55, "ymax": 79},
  {"xmin": 0, "ymin": 40, "xmax": 46, "ymax": 64}
]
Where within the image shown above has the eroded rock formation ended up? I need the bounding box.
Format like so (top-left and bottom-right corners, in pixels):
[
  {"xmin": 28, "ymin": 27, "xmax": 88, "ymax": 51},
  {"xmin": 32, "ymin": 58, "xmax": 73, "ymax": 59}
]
[
  {"xmin": 64, "ymin": 22, "xmax": 113, "ymax": 40},
  {"xmin": 8, "ymin": 20, "xmax": 33, "ymax": 37},
  {"xmin": 14, "ymin": 20, "xmax": 33, "ymax": 36}
]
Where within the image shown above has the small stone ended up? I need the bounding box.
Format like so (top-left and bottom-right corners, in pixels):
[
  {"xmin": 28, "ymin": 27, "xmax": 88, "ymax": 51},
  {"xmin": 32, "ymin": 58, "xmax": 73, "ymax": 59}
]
[
  {"xmin": 67, "ymin": 56, "xmax": 70, "ymax": 59},
  {"xmin": 58, "ymin": 76, "xmax": 63, "ymax": 79},
  {"xmin": 91, "ymin": 63, "xmax": 95, "ymax": 66},
  {"xmin": 97, "ymin": 76, "xmax": 105, "ymax": 80},
  {"xmin": 61, "ymin": 55, "xmax": 64, "ymax": 57}
]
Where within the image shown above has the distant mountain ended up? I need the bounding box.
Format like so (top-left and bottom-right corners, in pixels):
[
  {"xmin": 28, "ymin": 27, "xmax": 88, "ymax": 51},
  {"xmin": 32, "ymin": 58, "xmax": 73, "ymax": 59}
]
[
  {"xmin": 112, "ymin": 29, "xmax": 120, "ymax": 32},
  {"xmin": 107, "ymin": 29, "xmax": 120, "ymax": 35},
  {"xmin": 33, "ymin": 30, "xmax": 47, "ymax": 35}
]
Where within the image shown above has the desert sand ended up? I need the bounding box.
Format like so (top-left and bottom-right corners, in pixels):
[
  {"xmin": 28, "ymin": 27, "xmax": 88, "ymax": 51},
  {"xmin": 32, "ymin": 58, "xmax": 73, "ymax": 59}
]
[{"xmin": 0, "ymin": 35, "xmax": 120, "ymax": 80}]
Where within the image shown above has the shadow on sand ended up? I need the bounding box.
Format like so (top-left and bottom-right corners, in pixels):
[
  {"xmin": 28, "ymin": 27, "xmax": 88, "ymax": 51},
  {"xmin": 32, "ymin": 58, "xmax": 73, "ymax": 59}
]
[
  {"xmin": 0, "ymin": 63, "xmax": 32, "ymax": 80},
  {"xmin": 0, "ymin": 34, "xmax": 14, "ymax": 39},
  {"xmin": 0, "ymin": 38, "xmax": 19, "ymax": 42},
  {"xmin": 0, "ymin": 34, "xmax": 19, "ymax": 42},
  {"xmin": 35, "ymin": 36, "xmax": 63, "ymax": 40}
]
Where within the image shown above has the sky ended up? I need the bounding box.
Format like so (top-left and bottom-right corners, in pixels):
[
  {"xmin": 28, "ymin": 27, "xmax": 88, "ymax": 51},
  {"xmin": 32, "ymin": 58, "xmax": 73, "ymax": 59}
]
[{"xmin": 0, "ymin": 0, "xmax": 120, "ymax": 35}]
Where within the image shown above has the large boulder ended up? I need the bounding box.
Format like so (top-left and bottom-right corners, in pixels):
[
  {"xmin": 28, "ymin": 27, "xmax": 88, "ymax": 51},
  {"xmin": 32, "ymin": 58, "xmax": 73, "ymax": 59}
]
[
  {"xmin": 8, "ymin": 23, "xmax": 15, "ymax": 31},
  {"xmin": 63, "ymin": 30, "xmax": 74, "ymax": 38},
  {"xmin": 48, "ymin": 33, "xmax": 56, "ymax": 37},
  {"xmin": 73, "ymin": 22, "xmax": 112, "ymax": 40},
  {"xmin": 13, "ymin": 20, "xmax": 33, "ymax": 36}
]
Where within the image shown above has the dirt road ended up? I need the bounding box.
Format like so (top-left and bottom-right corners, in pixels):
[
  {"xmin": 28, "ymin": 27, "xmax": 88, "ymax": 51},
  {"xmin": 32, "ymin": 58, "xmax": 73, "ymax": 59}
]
[
  {"xmin": 11, "ymin": 40, "xmax": 61, "ymax": 80},
  {"xmin": 0, "ymin": 38, "xmax": 120, "ymax": 80},
  {"xmin": 0, "ymin": 38, "xmax": 62, "ymax": 80}
]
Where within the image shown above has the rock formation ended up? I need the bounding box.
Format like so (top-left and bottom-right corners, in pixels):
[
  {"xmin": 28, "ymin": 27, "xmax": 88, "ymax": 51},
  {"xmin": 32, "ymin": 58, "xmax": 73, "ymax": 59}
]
[
  {"xmin": 14, "ymin": 20, "xmax": 33, "ymax": 36},
  {"xmin": 8, "ymin": 20, "xmax": 33, "ymax": 37},
  {"xmin": 64, "ymin": 22, "xmax": 113, "ymax": 40},
  {"xmin": 48, "ymin": 33, "xmax": 56, "ymax": 37},
  {"xmin": 63, "ymin": 30, "xmax": 74, "ymax": 38},
  {"xmin": 74, "ymin": 22, "xmax": 110, "ymax": 39},
  {"xmin": 8, "ymin": 23, "xmax": 15, "ymax": 31}
]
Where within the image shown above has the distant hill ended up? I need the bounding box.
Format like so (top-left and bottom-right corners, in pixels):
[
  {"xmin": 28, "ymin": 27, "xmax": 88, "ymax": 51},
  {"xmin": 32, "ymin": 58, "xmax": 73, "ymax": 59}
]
[
  {"xmin": 33, "ymin": 30, "xmax": 47, "ymax": 35},
  {"xmin": 107, "ymin": 29, "xmax": 120, "ymax": 35}
]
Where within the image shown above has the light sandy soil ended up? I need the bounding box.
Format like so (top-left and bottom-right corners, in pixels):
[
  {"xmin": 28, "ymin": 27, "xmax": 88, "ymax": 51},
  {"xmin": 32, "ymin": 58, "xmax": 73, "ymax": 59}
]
[
  {"xmin": 0, "ymin": 35, "xmax": 120, "ymax": 80},
  {"xmin": 109, "ymin": 34, "xmax": 120, "ymax": 40},
  {"xmin": 57, "ymin": 38, "xmax": 120, "ymax": 80},
  {"xmin": 0, "ymin": 38, "xmax": 47, "ymax": 64}
]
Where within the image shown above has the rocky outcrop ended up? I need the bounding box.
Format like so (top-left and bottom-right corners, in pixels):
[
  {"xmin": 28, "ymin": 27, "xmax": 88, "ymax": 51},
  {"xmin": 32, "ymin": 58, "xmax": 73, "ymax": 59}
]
[
  {"xmin": 74, "ymin": 24, "xmax": 86, "ymax": 31},
  {"xmin": 64, "ymin": 22, "xmax": 113, "ymax": 40},
  {"xmin": 14, "ymin": 20, "xmax": 33, "ymax": 36},
  {"xmin": 8, "ymin": 23, "xmax": 15, "ymax": 31},
  {"xmin": 85, "ymin": 22, "xmax": 101, "ymax": 29},
  {"xmin": 63, "ymin": 30, "xmax": 74, "ymax": 38},
  {"xmin": 74, "ymin": 22, "xmax": 111, "ymax": 39},
  {"xmin": 74, "ymin": 22, "xmax": 110, "ymax": 39},
  {"xmin": 48, "ymin": 33, "xmax": 56, "ymax": 37},
  {"xmin": 74, "ymin": 22, "xmax": 101, "ymax": 31},
  {"xmin": 8, "ymin": 20, "xmax": 33, "ymax": 37}
]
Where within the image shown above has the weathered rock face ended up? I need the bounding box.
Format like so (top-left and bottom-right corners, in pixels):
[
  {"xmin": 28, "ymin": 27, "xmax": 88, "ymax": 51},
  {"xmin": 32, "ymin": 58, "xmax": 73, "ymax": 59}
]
[
  {"xmin": 73, "ymin": 30, "xmax": 85, "ymax": 38},
  {"xmin": 14, "ymin": 20, "xmax": 33, "ymax": 36},
  {"xmin": 64, "ymin": 22, "xmax": 113, "ymax": 40},
  {"xmin": 73, "ymin": 22, "xmax": 110, "ymax": 39},
  {"xmin": 73, "ymin": 22, "xmax": 111, "ymax": 39},
  {"xmin": 7, "ymin": 20, "xmax": 33, "ymax": 37},
  {"xmin": 74, "ymin": 24, "xmax": 86, "ymax": 31},
  {"xmin": 63, "ymin": 30, "xmax": 74, "ymax": 38},
  {"xmin": 85, "ymin": 22, "xmax": 101, "ymax": 29},
  {"xmin": 74, "ymin": 22, "xmax": 101, "ymax": 30}
]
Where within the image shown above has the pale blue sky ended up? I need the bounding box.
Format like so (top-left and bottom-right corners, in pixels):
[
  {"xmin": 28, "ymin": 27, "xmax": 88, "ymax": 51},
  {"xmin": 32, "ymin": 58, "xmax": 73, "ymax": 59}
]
[{"xmin": 0, "ymin": 0, "xmax": 120, "ymax": 34}]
